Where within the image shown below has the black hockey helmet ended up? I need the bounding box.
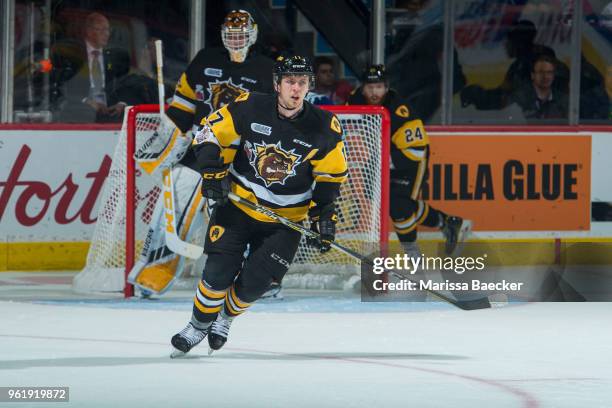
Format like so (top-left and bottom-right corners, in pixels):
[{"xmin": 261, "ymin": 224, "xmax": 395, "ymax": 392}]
[
  {"xmin": 273, "ymin": 55, "xmax": 315, "ymax": 89},
  {"xmin": 362, "ymin": 64, "xmax": 387, "ymax": 84}
]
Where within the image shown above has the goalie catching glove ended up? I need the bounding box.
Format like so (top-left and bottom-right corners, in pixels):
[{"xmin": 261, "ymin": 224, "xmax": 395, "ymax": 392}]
[
  {"xmin": 201, "ymin": 158, "xmax": 230, "ymax": 206},
  {"xmin": 307, "ymin": 203, "xmax": 338, "ymax": 253}
]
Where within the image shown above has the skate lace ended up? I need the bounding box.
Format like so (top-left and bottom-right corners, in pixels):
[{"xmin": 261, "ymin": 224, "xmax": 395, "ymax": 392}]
[
  {"xmin": 179, "ymin": 323, "xmax": 207, "ymax": 346},
  {"xmin": 210, "ymin": 317, "xmax": 232, "ymax": 337}
]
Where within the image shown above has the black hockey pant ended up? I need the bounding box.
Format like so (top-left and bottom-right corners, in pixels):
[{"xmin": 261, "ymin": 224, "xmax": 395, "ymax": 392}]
[
  {"xmin": 390, "ymin": 151, "xmax": 445, "ymax": 243},
  {"xmin": 191, "ymin": 202, "xmax": 302, "ymax": 323}
]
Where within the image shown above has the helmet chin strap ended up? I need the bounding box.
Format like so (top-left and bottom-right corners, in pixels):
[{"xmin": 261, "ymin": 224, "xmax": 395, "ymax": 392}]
[
  {"xmin": 277, "ymin": 100, "xmax": 298, "ymax": 111},
  {"xmin": 277, "ymin": 96, "xmax": 304, "ymax": 119}
]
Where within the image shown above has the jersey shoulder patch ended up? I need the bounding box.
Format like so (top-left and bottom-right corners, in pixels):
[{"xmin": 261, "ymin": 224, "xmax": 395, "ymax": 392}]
[
  {"xmin": 330, "ymin": 115, "xmax": 342, "ymax": 134},
  {"xmin": 395, "ymin": 104, "xmax": 410, "ymax": 118}
]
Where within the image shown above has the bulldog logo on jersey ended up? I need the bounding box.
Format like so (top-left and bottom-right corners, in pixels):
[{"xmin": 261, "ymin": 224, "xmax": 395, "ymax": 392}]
[
  {"xmin": 205, "ymin": 79, "xmax": 248, "ymax": 112},
  {"xmin": 247, "ymin": 141, "xmax": 302, "ymax": 187},
  {"xmin": 209, "ymin": 225, "xmax": 225, "ymax": 242}
]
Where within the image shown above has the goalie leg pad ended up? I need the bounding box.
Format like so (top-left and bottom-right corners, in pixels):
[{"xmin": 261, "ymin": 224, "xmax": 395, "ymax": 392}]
[{"xmin": 127, "ymin": 166, "xmax": 206, "ymax": 294}]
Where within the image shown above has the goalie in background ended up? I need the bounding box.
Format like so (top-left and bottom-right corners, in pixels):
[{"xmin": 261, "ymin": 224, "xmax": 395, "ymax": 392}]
[
  {"xmin": 170, "ymin": 55, "xmax": 348, "ymax": 356},
  {"xmin": 347, "ymin": 65, "xmax": 470, "ymax": 258},
  {"xmin": 127, "ymin": 10, "xmax": 275, "ymax": 296}
]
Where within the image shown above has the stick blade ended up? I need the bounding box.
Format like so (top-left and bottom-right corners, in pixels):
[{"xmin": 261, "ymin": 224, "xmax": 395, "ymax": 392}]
[{"xmin": 454, "ymin": 296, "xmax": 492, "ymax": 311}]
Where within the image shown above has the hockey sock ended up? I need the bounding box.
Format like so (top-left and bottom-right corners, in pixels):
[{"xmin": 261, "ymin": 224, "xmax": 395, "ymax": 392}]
[
  {"xmin": 421, "ymin": 207, "xmax": 446, "ymax": 228},
  {"xmin": 392, "ymin": 200, "xmax": 429, "ymax": 236},
  {"xmin": 396, "ymin": 229, "xmax": 417, "ymax": 243},
  {"xmin": 223, "ymin": 284, "xmax": 253, "ymax": 318},
  {"xmin": 192, "ymin": 279, "xmax": 228, "ymax": 323}
]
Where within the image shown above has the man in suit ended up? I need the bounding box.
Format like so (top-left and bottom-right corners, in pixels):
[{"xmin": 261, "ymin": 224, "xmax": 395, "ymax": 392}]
[{"xmin": 50, "ymin": 12, "xmax": 129, "ymax": 122}]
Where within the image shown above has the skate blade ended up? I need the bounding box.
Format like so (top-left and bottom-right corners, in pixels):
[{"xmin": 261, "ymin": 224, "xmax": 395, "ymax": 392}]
[
  {"xmin": 170, "ymin": 348, "xmax": 187, "ymax": 359},
  {"xmin": 452, "ymin": 220, "xmax": 473, "ymax": 256},
  {"xmin": 459, "ymin": 220, "xmax": 472, "ymax": 241},
  {"xmin": 208, "ymin": 347, "xmax": 216, "ymax": 356}
]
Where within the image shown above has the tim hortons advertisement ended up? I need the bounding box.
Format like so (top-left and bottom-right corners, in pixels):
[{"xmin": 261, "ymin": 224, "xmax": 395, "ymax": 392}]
[
  {"xmin": 424, "ymin": 135, "xmax": 591, "ymax": 231},
  {"xmin": 0, "ymin": 130, "xmax": 118, "ymax": 242}
]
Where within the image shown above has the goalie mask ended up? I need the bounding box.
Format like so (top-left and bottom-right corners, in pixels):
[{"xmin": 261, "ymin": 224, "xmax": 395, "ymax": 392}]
[
  {"xmin": 221, "ymin": 9, "xmax": 258, "ymax": 63},
  {"xmin": 273, "ymin": 55, "xmax": 315, "ymax": 90}
]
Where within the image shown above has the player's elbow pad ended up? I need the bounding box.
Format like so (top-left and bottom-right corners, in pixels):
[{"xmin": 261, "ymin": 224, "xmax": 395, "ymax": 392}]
[
  {"xmin": 312, "ymin": 182, "xmax": 340, "ymax": 208},
  {"xmin": 166, "ymin": 106, "xmax": 194, "ymax": 134}
]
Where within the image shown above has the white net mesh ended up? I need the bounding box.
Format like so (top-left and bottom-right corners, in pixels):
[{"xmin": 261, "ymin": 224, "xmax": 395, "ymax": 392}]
[{"xmin": 73, "ymin": 105, "xmax": 388, "ymax": 295}]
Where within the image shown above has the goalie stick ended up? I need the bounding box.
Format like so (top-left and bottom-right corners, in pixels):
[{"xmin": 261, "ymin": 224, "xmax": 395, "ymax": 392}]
[
  {"xmin": 228, "ymin": 192, "xmax": 491, "ymax": 311},
  {"xmin": 154, "ymin": 40, "xmax": 204, "ymax": 260}
]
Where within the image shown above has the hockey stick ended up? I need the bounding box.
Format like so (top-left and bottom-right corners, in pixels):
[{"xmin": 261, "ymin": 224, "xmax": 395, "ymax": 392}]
[
  {"xmin": 228, "ymin": 192, "xmax": 490, "ymax": 311},
  {"xmin": 160, "ymin": 168, "xmax": 203, "ymax": 259},
  {"xmin": 154, "ymin": 40, "xmax": 204, "ymax": 259}
]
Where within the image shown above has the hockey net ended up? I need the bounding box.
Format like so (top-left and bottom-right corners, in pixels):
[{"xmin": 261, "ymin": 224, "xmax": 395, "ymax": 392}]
[{"xmin": 73, "ymin": 104, "xmax": 389, "ymax": 296}]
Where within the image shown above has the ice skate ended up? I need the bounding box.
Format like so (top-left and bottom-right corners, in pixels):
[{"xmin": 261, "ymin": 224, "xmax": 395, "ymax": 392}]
[
  {"xmin": 401, "ymin": 241, "xmax": 422, "ymax": 272},
  {"xmin": 170, "ymin": 322, "xmax": 209, "ymax": 358},
  {"xmin": 441, "ymin": 216, "xmax": 472, "ymax": 255},
  {"xmin": 208, "ymin": 314, "xmax": 233, "ymax": 355},
  {"xmin": 260, "ymin": 281, "xmax": 283, "ymax": 300},
  {"xmin": 401, "ymin": 241, "xmax": 421, "ymax": 258}
]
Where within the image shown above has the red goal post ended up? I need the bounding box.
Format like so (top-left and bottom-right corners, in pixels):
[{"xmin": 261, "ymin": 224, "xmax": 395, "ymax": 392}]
[{"xmin": 78, "ymin": 104, "xmax": 390, "ymax": 297}]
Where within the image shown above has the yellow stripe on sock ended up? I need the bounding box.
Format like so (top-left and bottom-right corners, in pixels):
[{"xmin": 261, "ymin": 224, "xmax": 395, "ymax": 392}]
[
  {"xmin": 198, "ymin": 281, "xmax": 226, "ymax": 299},
  {"xmin": 194, "ymin": 295, "xmax": 222, "ymax": 314},
  {"xmin": 230, "ymin": 286, "xmax": 250, "ymax": 309}
]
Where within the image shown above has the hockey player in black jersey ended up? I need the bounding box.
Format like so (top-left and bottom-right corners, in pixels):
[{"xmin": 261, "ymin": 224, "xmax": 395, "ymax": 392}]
[
  {"xmin": 347, "ymin": 65, "xmax": 470, "ymax": 257},
  {"xmin": 170, "ymin": 56, "xmax": 348, "ymax": 356},
  {"xmin": 167, "ymin": 10, "xmax": 274, "ymax": 134},
  {"xmin": 128, "ymin": 10, "xmax": 277, "ymax": 296}
]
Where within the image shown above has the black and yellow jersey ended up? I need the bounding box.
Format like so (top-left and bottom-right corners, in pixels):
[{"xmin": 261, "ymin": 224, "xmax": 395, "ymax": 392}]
[
  {"xmin": 192, "ymin": 92, "xmax": 348, "ymax": 223},
  {"xmin": 166, "ymin": 47, "xmax": 274, "ymax": 133},
  {"xmin": 347, "ymin": 88, "xmax": 430, "ymax": 172}
]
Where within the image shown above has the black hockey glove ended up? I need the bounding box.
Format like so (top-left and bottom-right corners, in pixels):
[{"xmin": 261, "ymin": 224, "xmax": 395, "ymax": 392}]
[
  {"xmin": 307, "ymin": 203, "xmax": 338, "ymax": 253},
  {"xmin": 201, "ymin": 158, "xmax": 230, "ymax": 206}
]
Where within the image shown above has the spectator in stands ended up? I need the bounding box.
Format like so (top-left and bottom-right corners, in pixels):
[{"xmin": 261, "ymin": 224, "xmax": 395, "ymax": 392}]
[
  {"xmin": 50, "ymin": 11, "xmax": 129, "ymax": 123},
  {"xmin": 108, "ymin": 37, "xmax": 173, "ymax": 107},
  {"xmin": 579, "ymin": 62, "xmax": 610, "ymax": 121},
  {"xmin": 509, "ymin": 54, "xmax": 568, "ymax": 122},
  {"xmin": 461, "ymin": 20, "xmax": 569, "ymax": 111},
  {"xmin": 385, "ymin": 0, "xmax": 466, "ymax": 122},
  {"xmin": 310, "ymin": 56, "xmax": 352, "ymax": 105},
  {"xmin": 461, "ymin": 17, "xmax": 608, "ymax": 123}
]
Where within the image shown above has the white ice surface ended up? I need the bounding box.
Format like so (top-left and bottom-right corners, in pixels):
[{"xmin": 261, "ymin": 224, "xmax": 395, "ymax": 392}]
[{"xmin": 1, "ymin": 295, "xmax": 612, "ymax": 407}]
